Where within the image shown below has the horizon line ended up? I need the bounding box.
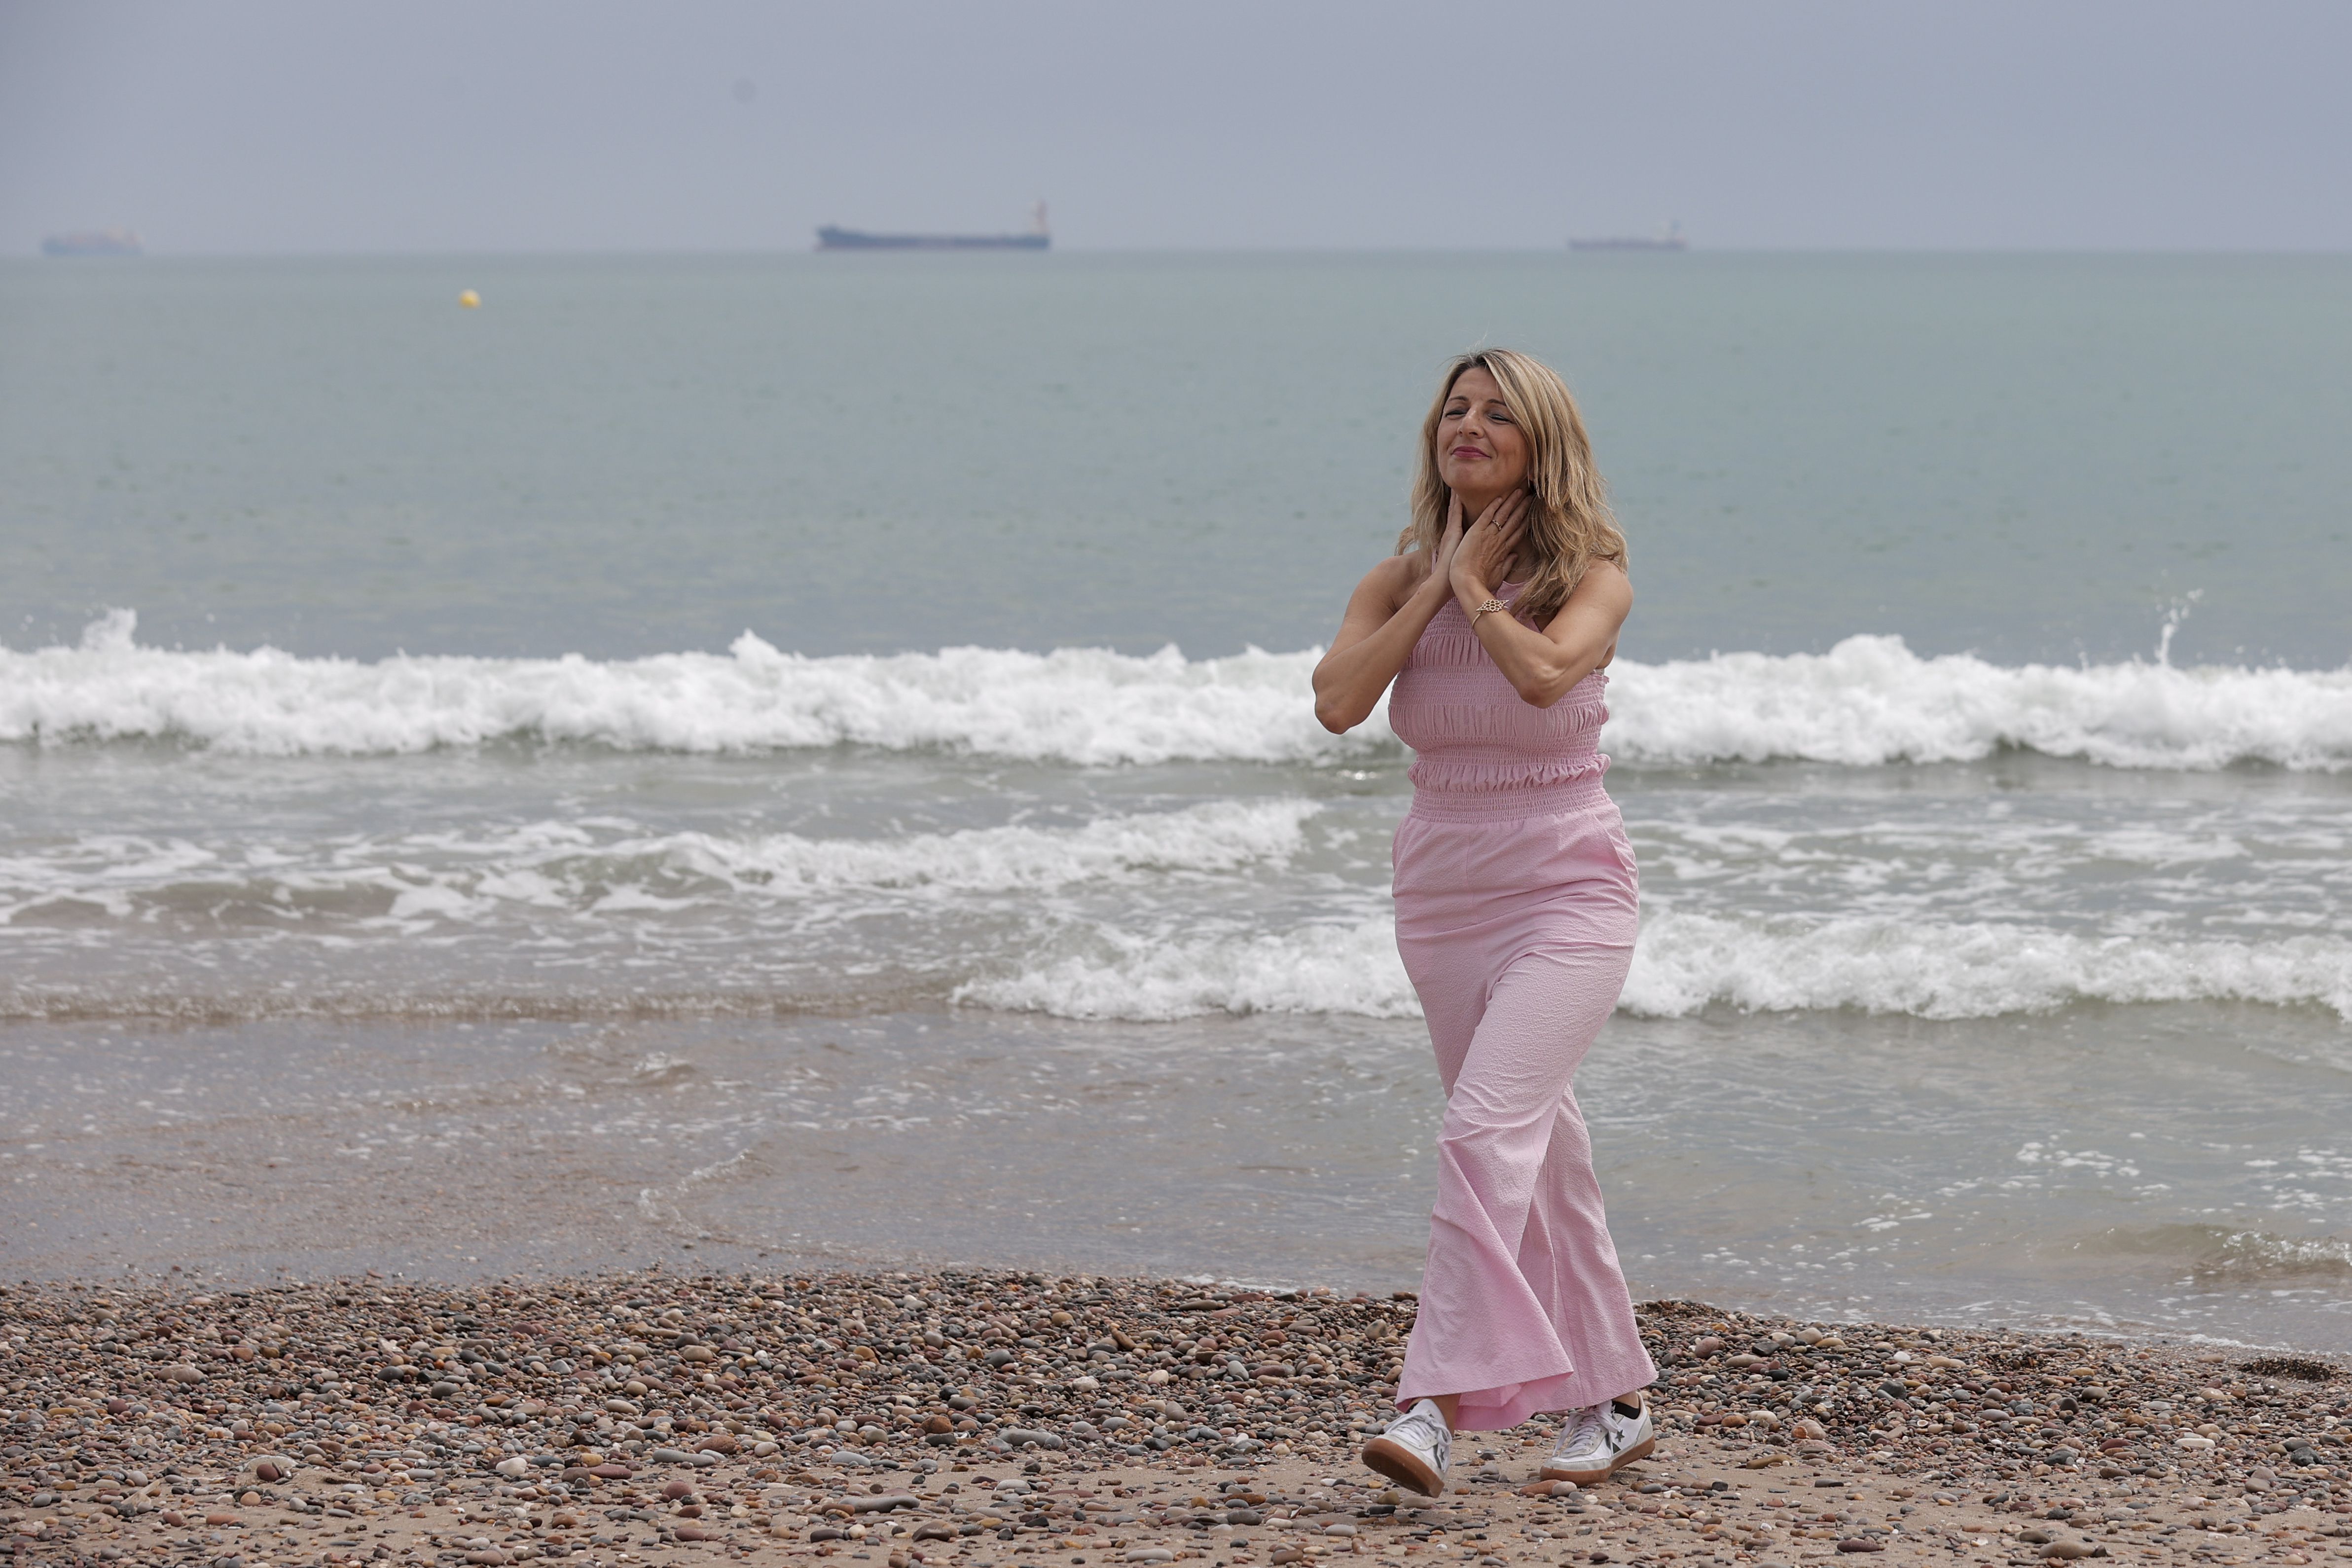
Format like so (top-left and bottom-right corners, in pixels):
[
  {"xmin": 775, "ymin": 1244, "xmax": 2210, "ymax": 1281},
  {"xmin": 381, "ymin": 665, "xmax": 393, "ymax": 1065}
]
[{"xmin": 10, "ymin": 241, "xmax": 2352, "ymax": 262}]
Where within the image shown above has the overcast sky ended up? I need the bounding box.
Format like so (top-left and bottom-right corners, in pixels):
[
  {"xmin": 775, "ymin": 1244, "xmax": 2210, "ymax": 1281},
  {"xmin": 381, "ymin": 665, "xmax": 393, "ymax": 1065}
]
[{"xmin": 3, "ymin": 0, "xmax": 2347, "ymax": 254}]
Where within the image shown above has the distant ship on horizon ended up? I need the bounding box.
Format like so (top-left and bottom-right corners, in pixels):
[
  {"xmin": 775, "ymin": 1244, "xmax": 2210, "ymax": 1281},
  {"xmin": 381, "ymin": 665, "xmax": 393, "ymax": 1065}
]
[
  {"xmin": 818, "ymin": 200, "xmax": 1050, "ymax": 252},
  {"xmin": 42, "ymin": 229, "xmax": 143, "ymax": 257},
  {"xmin": 1569, "ymin": 220, "xmax": 1687, "ymax": 253}
]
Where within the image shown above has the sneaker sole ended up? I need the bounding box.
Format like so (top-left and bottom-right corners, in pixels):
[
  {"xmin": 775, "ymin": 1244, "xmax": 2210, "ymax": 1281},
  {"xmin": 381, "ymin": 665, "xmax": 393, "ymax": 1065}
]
[
  {"xmin": 1360, "ymin": 1434, "xmax": 1446, "ymax": 1497},
  {"xmin": 1539, "ymin": 1432, "xmax": 1654, "ymax": 1486}
]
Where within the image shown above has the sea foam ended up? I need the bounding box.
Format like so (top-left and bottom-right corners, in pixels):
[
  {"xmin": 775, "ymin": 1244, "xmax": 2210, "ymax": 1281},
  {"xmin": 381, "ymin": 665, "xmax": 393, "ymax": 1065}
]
[
  {"xmin": 0, "ymin": 611, "xmax": 1369, "ymax": 765},
  {"xmin": 1607, "ymin": 633, "xmax": 2352, "ymax": 771},
  {"xmin": 665, "ymin": 798, "xmax": 1321, "ymax": 897},
  {"xmin": 5, "ymin": 612, "xmax": 2349, "ymax": 770},
  {"xmin": 965, "ymin": 911, "xmax": 2352, "ymax": 1022},
  {"xmin": 1618, "ymin": 911, "xmax": 2352, "ymax": 1021},
  {"xmin": 0, "ymin": 800, "xmax": 1323, "ymax": 925},
  {"xmin": 955, "ymin": 915, "xmax": 1422, "ymax": 1022}
]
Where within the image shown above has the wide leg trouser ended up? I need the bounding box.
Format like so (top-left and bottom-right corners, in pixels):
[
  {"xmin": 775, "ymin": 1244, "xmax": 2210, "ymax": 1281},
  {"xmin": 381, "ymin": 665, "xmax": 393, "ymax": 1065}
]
[{"xmin": 1390, "ymin": 790, "xmax": 1656, "ymax": 1431}]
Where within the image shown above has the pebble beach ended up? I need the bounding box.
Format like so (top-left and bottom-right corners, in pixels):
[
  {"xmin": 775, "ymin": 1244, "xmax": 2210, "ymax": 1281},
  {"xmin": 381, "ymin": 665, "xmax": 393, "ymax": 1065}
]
[{"xmin": 5, "ymin": 1270, "xmax": 2348, "ymax": 1568}]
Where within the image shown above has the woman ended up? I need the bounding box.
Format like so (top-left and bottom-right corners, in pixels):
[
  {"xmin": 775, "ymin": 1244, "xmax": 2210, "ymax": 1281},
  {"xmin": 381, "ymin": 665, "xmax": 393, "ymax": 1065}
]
[{"xmin": 1312, "ymin": 349, "xmax": 1654, "ymax": 1497}]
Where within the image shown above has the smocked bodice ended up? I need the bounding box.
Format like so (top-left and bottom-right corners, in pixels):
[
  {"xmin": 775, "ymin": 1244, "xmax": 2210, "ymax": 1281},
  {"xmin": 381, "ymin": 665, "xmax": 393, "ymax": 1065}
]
[{"xmin": 1388, "ymin": 590, "xmax": 1610, "ymax": 795}]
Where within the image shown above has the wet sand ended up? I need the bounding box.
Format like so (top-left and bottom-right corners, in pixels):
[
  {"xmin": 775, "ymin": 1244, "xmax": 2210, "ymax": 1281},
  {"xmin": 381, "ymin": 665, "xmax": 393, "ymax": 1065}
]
[{"xmin": 4, "ymin": 1269, "xmax": 2347, "ymax": 1568}]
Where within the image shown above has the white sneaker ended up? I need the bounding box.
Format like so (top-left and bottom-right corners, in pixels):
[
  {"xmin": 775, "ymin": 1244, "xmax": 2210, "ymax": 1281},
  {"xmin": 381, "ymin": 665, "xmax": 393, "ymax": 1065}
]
[
  {"xmin": 1541, "ymin": 1395, "xmax": 1655, "ymax": 1484},
  {"xmin": 1361, "ymin": 1398, "xmax": 1451, "ymax": 1497}
]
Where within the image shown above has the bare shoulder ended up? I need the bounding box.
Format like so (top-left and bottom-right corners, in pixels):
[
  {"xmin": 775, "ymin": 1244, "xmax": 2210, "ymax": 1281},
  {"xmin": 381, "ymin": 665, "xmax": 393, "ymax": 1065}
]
[
  {"xmin": 1355, "ymin": 551, "xmax": 1429, "ymax": 610},
  {"xmin": 1575, "ymin": 558, "xmax": 1633, "ymax": 607}
]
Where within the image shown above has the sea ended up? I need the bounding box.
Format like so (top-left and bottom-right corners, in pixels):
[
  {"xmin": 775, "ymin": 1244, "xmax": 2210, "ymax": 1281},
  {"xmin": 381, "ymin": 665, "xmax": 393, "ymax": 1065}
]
[{"xmin": 2, "ymin": 251, "xmax": 2348, "ymax": 1353}]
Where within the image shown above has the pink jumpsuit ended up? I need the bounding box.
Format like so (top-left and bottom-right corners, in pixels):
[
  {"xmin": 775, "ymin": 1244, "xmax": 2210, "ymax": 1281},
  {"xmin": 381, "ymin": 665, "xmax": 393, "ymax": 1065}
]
[{"xmin": 1386, "ymin": 587, "xmax": 1656, "ymax": 1432}]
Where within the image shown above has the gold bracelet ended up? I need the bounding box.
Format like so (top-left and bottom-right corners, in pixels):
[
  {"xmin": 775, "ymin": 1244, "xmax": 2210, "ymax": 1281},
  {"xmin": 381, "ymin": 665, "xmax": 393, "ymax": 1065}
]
[{"xmin": 1470, "ymin": 598, "xmax": 1508, "ymax": 624}]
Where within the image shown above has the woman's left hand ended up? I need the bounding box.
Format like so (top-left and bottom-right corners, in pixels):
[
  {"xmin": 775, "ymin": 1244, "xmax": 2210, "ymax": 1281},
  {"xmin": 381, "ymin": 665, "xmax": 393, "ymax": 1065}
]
[{"xmin": 1449, "ymin": 488, "xmax": 1532, "ymax": 598}]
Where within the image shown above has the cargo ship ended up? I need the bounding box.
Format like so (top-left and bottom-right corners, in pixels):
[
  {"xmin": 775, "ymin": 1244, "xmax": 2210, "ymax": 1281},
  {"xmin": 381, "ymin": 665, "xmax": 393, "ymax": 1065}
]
[
  {"xmin": 41, "ymin": 229, "xmax": 143, "ymax": 257},
  {"xmin": 1569, "ymin": 221, "xmax": 1686, "ymax": 253},
  {"xmin": 818, "ymin": 201, "xmax": 1049, "ymax": 251}
]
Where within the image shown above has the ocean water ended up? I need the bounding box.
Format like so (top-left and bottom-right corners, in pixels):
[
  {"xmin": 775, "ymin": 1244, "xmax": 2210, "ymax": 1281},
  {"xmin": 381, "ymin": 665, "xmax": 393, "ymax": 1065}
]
[{"xmin": 2, "ymin": 252, "xmax": 2348, "ymax": 1351}]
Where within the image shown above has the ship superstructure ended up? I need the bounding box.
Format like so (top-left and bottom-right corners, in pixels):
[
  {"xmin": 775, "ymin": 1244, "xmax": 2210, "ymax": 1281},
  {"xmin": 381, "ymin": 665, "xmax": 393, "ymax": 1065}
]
[
  {"xmin": 1568, "ymin": 220, "xmax": 1687, "ymax": 253},
  {"xmin": 42, "ymin": 229, "xmax": 143, "ymax": 257},
  {"xmin": 818, "ymin": 201, "xmax": 1049, "ymax": 251}
]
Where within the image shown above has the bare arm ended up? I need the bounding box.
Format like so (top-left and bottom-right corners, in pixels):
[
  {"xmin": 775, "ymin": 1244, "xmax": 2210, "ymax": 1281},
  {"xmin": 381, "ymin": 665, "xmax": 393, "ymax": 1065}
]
[
  {"xmin": 1310, "ymin": 503, "xmax": 1477, "ymax": 734},
  {"xmin": 1447, "ymin": 507, "xmax": 1632, "ymax": 708}
]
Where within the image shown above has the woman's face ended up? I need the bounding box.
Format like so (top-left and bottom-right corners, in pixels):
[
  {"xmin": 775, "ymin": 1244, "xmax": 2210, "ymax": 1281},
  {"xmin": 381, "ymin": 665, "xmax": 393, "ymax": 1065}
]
[{"xmin": 1434, "ymin": 366, "xmax": 1531, "ymax": 500}]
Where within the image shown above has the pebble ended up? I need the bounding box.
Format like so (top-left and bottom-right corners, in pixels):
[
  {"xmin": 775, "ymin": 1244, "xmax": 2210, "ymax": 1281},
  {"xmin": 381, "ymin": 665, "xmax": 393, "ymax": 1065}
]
[
  {"xmin": 2, "ymin": 1267, "xmax": 2346, "ymax": 1568},
  {"xmin": 999, "ymin": 1425, "xmax": 1064, "ymax": 1450},
  {"xmin": 1641, "ymin": 1297, "xmax": 2350, "ymax": 1496}
]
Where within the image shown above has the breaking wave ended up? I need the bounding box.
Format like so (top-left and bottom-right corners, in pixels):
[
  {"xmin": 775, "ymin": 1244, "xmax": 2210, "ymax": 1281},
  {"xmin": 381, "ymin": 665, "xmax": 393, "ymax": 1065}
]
[
  {"xmin": 953, "ymin": 916, "xmax": 1420, "ymax": 1022},
  {"xmin": 1616, "ymin": 912, "xmax": 2352, "ymax": 1021},
  {"xmin": 6, "ymin": 613, "xmax": 2350, "ymax": 770},
  {"xmin": 0, "ymin": 611, "xmax": 1366, "ymax": 766},
  {"xmin": 9, "ymin": 908, "xmax": 2349, "ymax": 1026},
  {"xmin": 1608, "ymin": 634, "xmax": 2352, "ymax": 772},
  {"xmin": 962, "ymin": 911, "xmax": 2352, "ymax": 1023}
]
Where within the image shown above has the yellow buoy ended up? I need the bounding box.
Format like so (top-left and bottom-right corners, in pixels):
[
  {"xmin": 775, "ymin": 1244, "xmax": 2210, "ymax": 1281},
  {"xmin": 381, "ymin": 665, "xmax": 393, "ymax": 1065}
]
[{"xmin": 458, "ymin": 289, "xmax": 481, "ymax": 308}]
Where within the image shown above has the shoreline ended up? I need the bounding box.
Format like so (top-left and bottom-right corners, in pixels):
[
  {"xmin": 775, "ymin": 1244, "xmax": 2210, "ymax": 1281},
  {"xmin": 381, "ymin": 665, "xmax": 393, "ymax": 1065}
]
[{"xmin": 5, "ymin": 1267, "xmax": 2347, "ymax": 1568}]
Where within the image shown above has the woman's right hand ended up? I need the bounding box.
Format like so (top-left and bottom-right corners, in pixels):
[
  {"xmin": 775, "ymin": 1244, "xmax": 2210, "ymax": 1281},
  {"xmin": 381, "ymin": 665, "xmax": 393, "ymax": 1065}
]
[
  {"xmin": 1450, "ymin": 488, "xmax": 1532, "ymax": 599},
  {"xmin": 1313, "ymin": 496, "xmax": 1466, "ymax": 733},
  {"xmin": 1423, "ymin": 493, "xmax": 1468, "ymax": 595}
]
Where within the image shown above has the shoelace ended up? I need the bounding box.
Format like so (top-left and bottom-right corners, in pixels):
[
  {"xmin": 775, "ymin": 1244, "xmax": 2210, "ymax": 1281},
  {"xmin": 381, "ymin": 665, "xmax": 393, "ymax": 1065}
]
[
  {"xmin": 1555, "ymin": 1404, "xmax": 1606, "ymax": 1457},
  {"xmin": 1391, "ymin": 1406, "xmax": 1443, "ymax": 1444}
]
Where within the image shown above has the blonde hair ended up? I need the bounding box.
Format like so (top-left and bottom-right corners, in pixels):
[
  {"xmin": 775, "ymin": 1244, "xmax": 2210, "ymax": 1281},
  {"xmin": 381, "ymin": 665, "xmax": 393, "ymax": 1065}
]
[{"xmin": 1396, "ymin": 348, "xmax": 1627, "ymax": 627}]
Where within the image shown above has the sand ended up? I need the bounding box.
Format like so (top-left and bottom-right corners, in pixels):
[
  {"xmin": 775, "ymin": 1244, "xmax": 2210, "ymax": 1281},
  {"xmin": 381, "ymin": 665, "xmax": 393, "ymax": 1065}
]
[{"xmin": 4, "ymin": 1269, "xmax": 2347, "ymax": 1568}]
